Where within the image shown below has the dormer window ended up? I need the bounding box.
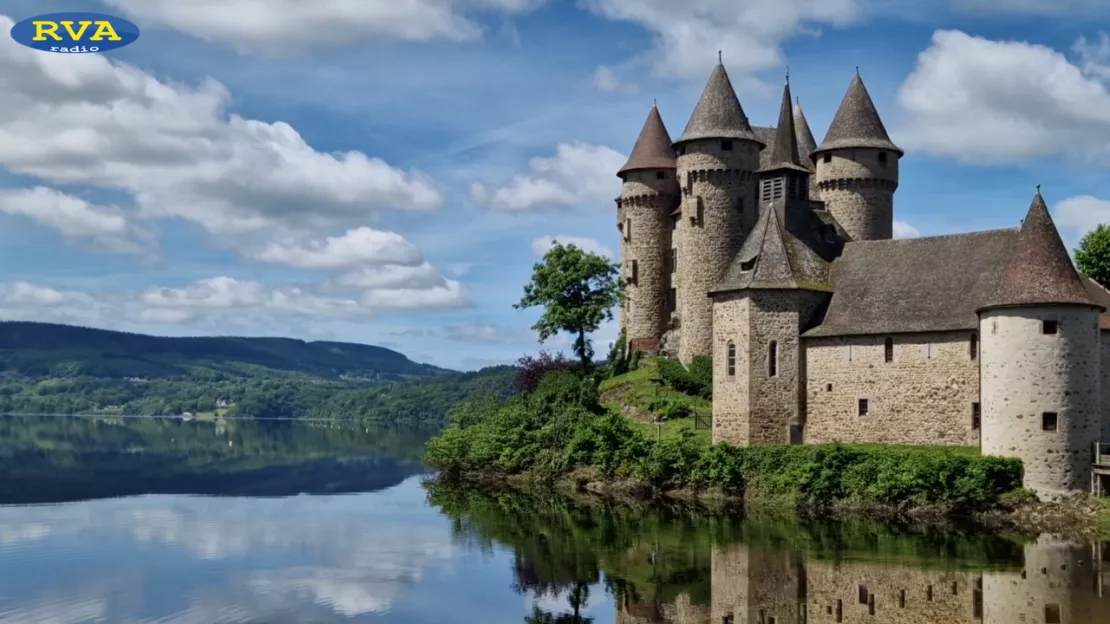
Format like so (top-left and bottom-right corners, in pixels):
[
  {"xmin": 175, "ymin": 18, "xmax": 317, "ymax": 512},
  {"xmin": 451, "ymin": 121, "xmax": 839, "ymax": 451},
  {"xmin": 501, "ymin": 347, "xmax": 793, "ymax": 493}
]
[
  {"xmin": 740, "ymin": 258, "xmax": 756, "ymax": 272},
  {"xmin": 721, "ymin": 140, "xmax": 733, "ymax": 151}
]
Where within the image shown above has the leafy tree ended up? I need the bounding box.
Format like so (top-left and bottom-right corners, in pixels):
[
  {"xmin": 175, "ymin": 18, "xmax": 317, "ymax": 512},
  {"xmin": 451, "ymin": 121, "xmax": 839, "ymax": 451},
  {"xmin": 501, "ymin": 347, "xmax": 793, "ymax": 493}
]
[
  {"xmin": 515, "ymin": 243, "xmax": 621, "ymax": 369},
  {"xmin": 1075, "ymin": 224, "xmax": 1110, "ymax": 288}
]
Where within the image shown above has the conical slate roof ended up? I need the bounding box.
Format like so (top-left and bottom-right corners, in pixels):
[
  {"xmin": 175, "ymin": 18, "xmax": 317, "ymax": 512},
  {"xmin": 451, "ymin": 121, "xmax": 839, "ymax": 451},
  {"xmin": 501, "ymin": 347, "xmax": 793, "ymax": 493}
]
[
  {"xmin": 713, "ymin": 204, "xmax": 832, "ymax": 293},
  {"xmin": 979, "ymin": 192, "xmax": 1101, "ymax": 312},
  {"xmin": 618, "ymin": 105, "xmax": 677, "ymax": 177},
  {"xmin": 814, "ymin": 72, "xmax": 902, "ymax": 156},
  {"xmin": 793, "ymin": 99, "xmax": 817, "ymax": 171},
  {"xmin": 675, "ymin": 63, "xmax": 763, "ymax": 145},
  {"xmin": 759, "ymin": 81, "xmax": 809, "ymax": 174}
]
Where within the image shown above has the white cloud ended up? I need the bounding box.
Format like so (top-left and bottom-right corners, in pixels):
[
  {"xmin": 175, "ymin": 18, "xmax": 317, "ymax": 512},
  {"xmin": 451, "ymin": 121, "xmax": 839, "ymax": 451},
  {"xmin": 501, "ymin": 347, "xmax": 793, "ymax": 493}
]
[
  {"xmin": 443, "ymin": 323, "xmax": 532, "ymax": 343},
  {"xmin": 896, "ymin": 30, "xmax": 1110, "ymax": 164},
  {"xmin": 0, "ymin": 273, "xmax": 471, "ymax": 328},
  {"xmin": 593, "ymin": 66, "xmax": 638, "ymax": 93},
  {"xmin": 892, "ymin": 220, "xmax": 920, "ymax": 239},
  {"xmin": 0, "ymin": 14, "xmax": 444, "ymax": 239},
  {"xmin": 0, "ymin": 187, "xmax": 153, "ymax": 255},
  {"xmin": 105, "ymin": 0, "xmax": 544, "ymax": 54},
  {"xmin": 582, "ymin": 0, "xmax": 860, "ymax": 81},
  {"xmin": 471, "ymin": 142, "xmax": 626, "ymax": 211},
  {"xmin": 1053, "ymin": 195, "xmax": 1110, "ymax": 249},
  {"xmin": 248, "ymin": 227, "xmax": 425, "ymax": 269},
  {"xmin": 531, "ymin": 235, "xmax": 614, "ymax": 258},
  {"xmin": 1074, "ymin": 32, "xmax": 1110, "ymax": 81},
  {"xmin": 953, "ymin": 0, "xmax": 1110, "ymax": 15}
]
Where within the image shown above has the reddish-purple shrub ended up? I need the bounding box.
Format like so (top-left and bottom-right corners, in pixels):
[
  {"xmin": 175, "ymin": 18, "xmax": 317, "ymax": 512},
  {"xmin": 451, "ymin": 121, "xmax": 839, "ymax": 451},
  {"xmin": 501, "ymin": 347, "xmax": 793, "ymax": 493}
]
[{"xmin": 514, "ymin": 351, "xmax": 579, "ymax": 394}]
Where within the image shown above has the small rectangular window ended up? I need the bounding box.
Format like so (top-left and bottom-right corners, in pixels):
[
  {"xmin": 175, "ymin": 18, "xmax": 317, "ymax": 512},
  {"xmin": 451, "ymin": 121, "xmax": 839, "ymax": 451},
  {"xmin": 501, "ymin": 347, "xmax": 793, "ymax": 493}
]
[
  {"xmin": 823, "ymin": 153, "xmax": 832, "ymax": 163},
  {"xmin": 858, "ymin": 586, "xmax": 869, "ymax": 604},
  {"xmin": 972, "ymin": 402, "xmax": 981, "ymax": 429},
  {"xmin": 1043, "ymin": 320, "xmax": 1058, "ymax": 334},
  {"xmin": 1042, "ymin": 412, "xmax": 1058, "ymax": 431},
  {"xmin": 625, "ymin": 219, "xmax": 632, "ymax": 242},
  {"xmin": 826, "ymin": 383, "xmax": 833, "ymax": 392},
  {"xmin": 671, "ymin": 248, "xmax": 677, "ymax": 273},
  {"xmin": 878, "ymin": 151, "xmax": 888, "ymax": 165},
  {"xmin": 1045, "ymin": 604, "xmax": 1061, "ymax": 624},
  {"xmin": 970, "ymin": 332, "xmax": 978, "ymax": 360},
  {"xmin": 858, "ymin": 399, "xmax": 869, "ymax": 416},
  {"xmin": 898, "ymin": 589, "xmax": 906, "ymax": 608},
  {"xmin": 926, "ymin": 585, "xmax": 933, "ymax": 601},
  {"xmin": 951, "ymin": 581, "xmax": 959, "ymax": 595},
  {"xmin": 722, "ymin": 615, "xmax": 734, "ymax": 624},
  {"xmin": 666, "ymin": 288, "xmax": 676, "ymax": 313},
  {"xmin": 630, "ymin": 260, "xmax": 638, "ymax": 284},
  {"xmin": 721, "ymin": 139, "xmax": 733, "ymax": 151},
  {"xmin": 656, "ymin": 171, "xmax": 665, "ymax": 180},
  {"xmin": 727, "ymin": 342, "xmax": 736, "ymax": 377}
]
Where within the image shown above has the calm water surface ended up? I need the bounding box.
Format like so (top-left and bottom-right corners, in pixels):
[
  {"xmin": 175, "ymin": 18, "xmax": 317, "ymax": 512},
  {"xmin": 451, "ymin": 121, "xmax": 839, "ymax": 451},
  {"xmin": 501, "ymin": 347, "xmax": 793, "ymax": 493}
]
[{"xmin": 0, "ymin": 415, "xmax": 1108, "ymax": 623}]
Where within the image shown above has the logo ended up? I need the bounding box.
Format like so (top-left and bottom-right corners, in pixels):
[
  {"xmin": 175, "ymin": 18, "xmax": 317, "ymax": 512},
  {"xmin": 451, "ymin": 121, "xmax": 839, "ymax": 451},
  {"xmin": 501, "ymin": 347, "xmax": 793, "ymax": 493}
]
[{"xmin": 9, "ymin": 12, "xmax": 139, "ymax": 54}]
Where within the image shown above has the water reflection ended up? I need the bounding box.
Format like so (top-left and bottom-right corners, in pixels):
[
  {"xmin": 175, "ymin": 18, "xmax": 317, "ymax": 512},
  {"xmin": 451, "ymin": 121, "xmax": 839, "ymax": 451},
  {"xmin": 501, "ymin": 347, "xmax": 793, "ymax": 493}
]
[
  {"xmin": 430, "ymin": 487, "xmax": 1110, "ymax": 624},
  {"xmin": 0, "ymin": 416, "xmax": 1107, "ymax": 623}
]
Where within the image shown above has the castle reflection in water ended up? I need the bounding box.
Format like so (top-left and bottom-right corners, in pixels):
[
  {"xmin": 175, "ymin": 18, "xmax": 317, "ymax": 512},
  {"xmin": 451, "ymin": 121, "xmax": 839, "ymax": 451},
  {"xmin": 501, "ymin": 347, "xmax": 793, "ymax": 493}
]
[{"xmin": 617, "ymin": 537, "xmax": 1109, "ymax": 624}]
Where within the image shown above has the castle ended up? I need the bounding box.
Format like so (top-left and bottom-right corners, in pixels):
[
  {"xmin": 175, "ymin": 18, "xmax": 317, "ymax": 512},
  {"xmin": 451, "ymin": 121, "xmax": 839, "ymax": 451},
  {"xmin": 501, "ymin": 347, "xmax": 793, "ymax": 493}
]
[{"xmin": 615, "ymin": 60, "xmax": 1110, "ymax": 499}]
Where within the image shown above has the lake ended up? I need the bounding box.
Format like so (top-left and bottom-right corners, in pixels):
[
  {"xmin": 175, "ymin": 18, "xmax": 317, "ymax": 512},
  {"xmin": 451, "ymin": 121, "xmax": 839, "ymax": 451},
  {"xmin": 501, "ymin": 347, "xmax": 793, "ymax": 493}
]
[{"xmin": 0, "ymin": 415, "xmax": 1107, "ymax": 623}]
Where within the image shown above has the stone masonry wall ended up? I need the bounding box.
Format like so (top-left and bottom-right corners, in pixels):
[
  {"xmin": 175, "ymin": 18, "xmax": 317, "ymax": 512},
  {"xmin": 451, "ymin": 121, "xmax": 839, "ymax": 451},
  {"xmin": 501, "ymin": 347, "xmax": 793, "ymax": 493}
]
[
  {"xmin": 713, "ymin": 290, "xmax": 825, "ymax": 446},
  {"xmin": 980, "ymin": 307, "xmax": 1102, "ymax": 498},
  {"xmin": 1102, "ymin": 331, "xmax": 1110, "ymax": 443},
  {"xmin": 712, "ymin": 293, "xmax": 751, "ymax": 445},
  {"xmin": 675, "ymin": 139, "xmax": 760, "ymax": 364},
  {"xmin": 804, "ymin": 331, "xmax": 981, "ymax": 446},
  {"xmin": 815, "ymin": 149, "xmax": 897, "ymax": 242},
  {"xmin": 620, "ymin": 169, "xmax": 679, "ymax": 351}
]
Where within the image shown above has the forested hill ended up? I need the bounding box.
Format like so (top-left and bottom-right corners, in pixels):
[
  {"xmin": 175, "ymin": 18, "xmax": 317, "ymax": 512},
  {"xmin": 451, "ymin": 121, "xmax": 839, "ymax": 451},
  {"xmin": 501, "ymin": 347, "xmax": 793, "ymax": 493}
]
[{"xmin": 0, "ymin": 321, "xmax": 450, "ymax": 381}]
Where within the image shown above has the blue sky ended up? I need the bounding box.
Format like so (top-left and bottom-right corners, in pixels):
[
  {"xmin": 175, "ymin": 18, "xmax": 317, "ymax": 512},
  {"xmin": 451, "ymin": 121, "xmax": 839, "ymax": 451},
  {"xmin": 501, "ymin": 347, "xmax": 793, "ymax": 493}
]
[{"xmin": 2, "ymin": 0, "xmax": 1110, "ymax": 370}]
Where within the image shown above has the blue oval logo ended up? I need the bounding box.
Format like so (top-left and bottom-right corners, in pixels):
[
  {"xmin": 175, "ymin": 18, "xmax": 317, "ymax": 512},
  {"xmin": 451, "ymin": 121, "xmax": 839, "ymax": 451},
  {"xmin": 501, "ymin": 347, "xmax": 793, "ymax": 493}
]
[{"xmin": 9, "ymin": 12, "xmax": 139, "ymax": 54}]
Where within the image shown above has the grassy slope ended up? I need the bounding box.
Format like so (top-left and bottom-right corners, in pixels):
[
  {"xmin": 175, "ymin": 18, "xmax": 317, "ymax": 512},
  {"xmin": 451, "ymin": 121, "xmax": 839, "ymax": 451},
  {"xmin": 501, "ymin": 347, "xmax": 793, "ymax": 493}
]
[{"xmin": 599, "ymin": 358, "xmax": 711, "ymax": 442}]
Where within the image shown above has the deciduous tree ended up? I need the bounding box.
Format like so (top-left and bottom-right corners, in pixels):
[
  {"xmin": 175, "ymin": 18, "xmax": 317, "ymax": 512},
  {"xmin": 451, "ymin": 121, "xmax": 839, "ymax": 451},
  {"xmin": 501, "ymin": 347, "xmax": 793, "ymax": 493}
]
[{"xmin": 1075, "ymin": 224, "xmax": 1110, "ymax": 289}]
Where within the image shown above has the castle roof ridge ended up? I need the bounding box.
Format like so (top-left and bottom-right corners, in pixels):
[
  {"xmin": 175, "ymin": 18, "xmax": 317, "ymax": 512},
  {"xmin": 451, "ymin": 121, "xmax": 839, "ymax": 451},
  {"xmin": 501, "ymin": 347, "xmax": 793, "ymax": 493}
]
[
  {"xmin": 618, "ymin": 105, "xmax": 677, "ymax": 176},
  {"xmin": 979, "ymin": 191, "xmax": 1102, "ymax": 312},
  {"xmin": 793, "ymin": 99, "xmax": 818, "ymax": 171},
  {"xmin": 675, "ymin": 62, "xmax": 763, "ymax": 145},
  {"xmin": 843, "ymin": 226, "xmax": 1019, "ymax": 246},
  {"xmin": 813, "ymin": 72, "xmax": 902, "ymax": 157}
]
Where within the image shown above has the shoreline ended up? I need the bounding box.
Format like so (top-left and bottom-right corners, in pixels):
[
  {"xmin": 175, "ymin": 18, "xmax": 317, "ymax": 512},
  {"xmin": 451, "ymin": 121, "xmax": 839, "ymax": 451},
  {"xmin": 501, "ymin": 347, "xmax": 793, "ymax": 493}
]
[{"xmin": 430, "ymin": 467, "xmax": 1110, "ymax": 540}]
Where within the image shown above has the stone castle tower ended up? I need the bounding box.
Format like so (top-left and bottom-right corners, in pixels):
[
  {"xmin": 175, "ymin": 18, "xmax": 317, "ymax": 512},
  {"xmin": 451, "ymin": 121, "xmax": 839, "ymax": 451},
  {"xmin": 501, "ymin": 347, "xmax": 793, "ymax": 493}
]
[
  {"xmin": 673, "ymin": 61, "xmax": 764, "ymax": 364},
  {"xmin": 617, "ymin": 63, "xmax": 901, "ymax": 363},
  {"xmin": 979, "ymin": 192, "xmax": 1104, "ymax": 498},
  {"xmin": 812, "ymin": 72, "xmax": 902, "ymax": 242}
]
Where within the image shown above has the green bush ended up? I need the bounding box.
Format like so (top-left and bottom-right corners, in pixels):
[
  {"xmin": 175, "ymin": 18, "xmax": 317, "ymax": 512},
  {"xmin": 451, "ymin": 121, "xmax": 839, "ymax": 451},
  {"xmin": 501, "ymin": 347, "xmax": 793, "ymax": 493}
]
[
  {"xmin": 687, "ymin": 355, "xmax": 712, "ymax": 399},
  {"xmin": 606, "ymin": 330, "xmax": 629, "ymax": 378},
  {"xmin": 656, "ymin": 358, "xmax": 705, "ymax": 397},
  {"xmin": 425, "ymin": 375, "xmax": 1024, "ymax": 515},
  {"xmin": 647, "ymin": 396, "xmax": 694, "ymax": 421}
]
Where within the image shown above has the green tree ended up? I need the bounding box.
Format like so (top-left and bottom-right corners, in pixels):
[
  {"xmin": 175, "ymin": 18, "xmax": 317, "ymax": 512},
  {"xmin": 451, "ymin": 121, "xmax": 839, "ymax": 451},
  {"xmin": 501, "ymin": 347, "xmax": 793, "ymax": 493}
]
[
  {"xmin": 1075, "ymin": 224, "xmax": 1110, "ymax": 288},
  {"xmin": 515, "ymin": 243, "xmax": 621, "ymax": 369}
]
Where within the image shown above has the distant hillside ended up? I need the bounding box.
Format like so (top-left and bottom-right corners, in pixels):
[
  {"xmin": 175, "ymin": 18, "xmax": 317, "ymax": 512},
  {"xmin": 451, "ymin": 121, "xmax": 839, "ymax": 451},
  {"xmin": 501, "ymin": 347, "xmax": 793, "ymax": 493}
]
[{"xmin": 0, "ymin": 321, "xmax": 449, "ymax": 381}]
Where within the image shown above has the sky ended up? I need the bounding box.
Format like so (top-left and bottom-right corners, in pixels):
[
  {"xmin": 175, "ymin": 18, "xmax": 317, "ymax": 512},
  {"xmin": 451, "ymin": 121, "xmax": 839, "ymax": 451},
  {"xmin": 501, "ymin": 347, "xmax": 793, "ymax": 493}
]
[{"xmin": 3, "ymin": 1, "xmax": 1110, "ymax": 370}]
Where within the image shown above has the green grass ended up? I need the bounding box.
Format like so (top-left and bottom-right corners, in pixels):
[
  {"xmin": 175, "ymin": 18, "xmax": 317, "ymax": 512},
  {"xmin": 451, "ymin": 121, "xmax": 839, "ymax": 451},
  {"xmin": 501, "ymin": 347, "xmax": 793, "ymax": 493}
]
[{"xmin": 600, "ymin": 358, "xmax": 711, "ymax": 442}]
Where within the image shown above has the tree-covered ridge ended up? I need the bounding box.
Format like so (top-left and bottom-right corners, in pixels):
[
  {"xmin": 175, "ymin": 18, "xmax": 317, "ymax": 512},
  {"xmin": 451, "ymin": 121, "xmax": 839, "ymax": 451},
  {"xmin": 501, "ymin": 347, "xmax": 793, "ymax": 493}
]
[
  {"xmin": 0, "ymin": 415, "xmax": 430, "ymax": 504},
  {"xmin": 0, "ymin": 321, "xmax": 449, "ymax": 380},
  {"xmin": 0, "ymin": 364, "xmax": 518, "ymax": 425}
]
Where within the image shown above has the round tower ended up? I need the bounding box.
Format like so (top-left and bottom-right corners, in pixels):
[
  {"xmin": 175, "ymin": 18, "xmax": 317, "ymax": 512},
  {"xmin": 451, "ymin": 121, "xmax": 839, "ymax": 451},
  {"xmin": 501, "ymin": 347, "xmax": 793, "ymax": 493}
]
[
  {"xmin": 812, "ymin": 71, "xmax": 901, "ymax": 242},
  {"xmin": 978, "ymin": 192, "xmax": 1104, "ymax": 499},
  {"xmin": 674, "ymin": 60, "xmax": 764, "ymax": 364},
  {"xmin": 617, "ymin": 105, "xmax": 680, "ymax": 353}
]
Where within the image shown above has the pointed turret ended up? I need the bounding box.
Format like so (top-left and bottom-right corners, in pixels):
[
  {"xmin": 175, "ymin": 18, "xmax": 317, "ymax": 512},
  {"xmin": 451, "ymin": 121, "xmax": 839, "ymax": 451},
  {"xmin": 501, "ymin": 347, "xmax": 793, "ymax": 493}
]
[
  {"xmin": 674, "ymin": 62, "xmax": 763, "ymax": 146},
  {"xmin": 979, "ymin": 191, "xmax": 1100, "ymax": 311},
  {"xmin": 759, "ymin": 80, "xmax": 809, "ymax": 174},
  {"xmin": 813, "ymin": 72, "xmax": 902, "ymax": 156},
  {"xmin": 618, "ymin": 105, "xmax": 677, "ymax": 178},
  {"xmin": 793, "ymin": 99, "xmax": 817, "ymax": 170}
]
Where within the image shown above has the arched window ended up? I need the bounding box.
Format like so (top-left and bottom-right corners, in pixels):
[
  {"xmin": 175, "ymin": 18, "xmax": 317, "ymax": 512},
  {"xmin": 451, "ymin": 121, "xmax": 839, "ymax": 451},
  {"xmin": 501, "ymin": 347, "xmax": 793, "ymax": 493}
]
[
  {"xmin": 883, "ymin": 337, "xmax": 893, "ymax": 363},
  {"xmin": 970, "ymin": 332, "xmax": 978, "ymax": 361},
  {"xmin": 726, "ymin": 342, "xmax": 736, "ymax": 377},
  {"xmin": 768, "ymin": 341, "xmax": 778, "ymax": 377}
]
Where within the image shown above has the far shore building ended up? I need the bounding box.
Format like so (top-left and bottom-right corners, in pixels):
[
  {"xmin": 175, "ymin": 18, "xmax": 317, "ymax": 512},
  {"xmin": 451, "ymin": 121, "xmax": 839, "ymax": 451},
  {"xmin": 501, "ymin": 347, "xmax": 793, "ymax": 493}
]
[{"xmin": 615, "ymin": 61, "xmax": 1110, "ymax": 499}]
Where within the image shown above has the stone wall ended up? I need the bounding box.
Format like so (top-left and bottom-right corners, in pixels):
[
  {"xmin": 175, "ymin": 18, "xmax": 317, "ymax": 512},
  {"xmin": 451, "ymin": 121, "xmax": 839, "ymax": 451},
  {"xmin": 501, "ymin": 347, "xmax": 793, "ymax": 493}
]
[
  {"xmin": 713, "ymin": 290, "xmax": 826, "ymax": 446},
  {"xmin": 814, "ymin": 149, "xmax": 897, "ymax": 242},
  {"xmin": 1102, "ymin": 331, "xmax": 1110, "ymax": 443},
  {"xmin": 619, "ymin": 169, "xmax": 679, "ymax": 351},
  {"xmin": 804, "ymin": 331, "xmax": 981, "ymax": 446},
  {"xmin": 675, "ymin": 138, "xmax": 760, "ymax": 364},
  {"xmin": 616, "ymin": 594, "xmax": 709, "ymax": 624},
  {"xmin": 980, "ymin": 306, "xmax": 1102, "ymax": 498},
  {"xmin": 982, "ymin": 536, "xmax": 1105, "ymax": 624}
]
